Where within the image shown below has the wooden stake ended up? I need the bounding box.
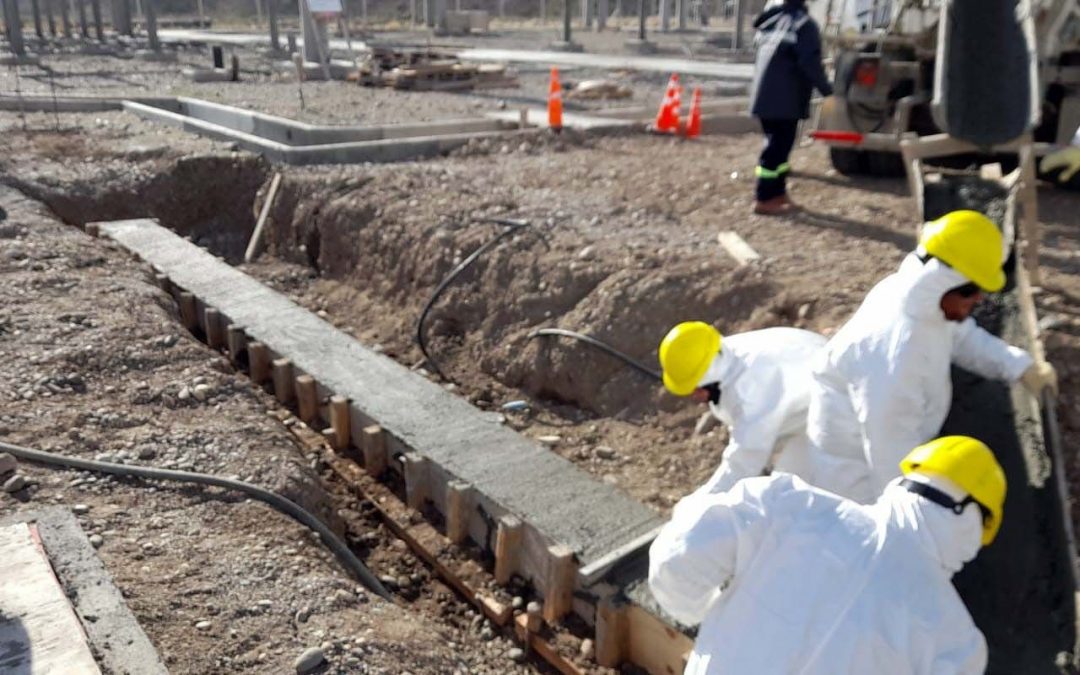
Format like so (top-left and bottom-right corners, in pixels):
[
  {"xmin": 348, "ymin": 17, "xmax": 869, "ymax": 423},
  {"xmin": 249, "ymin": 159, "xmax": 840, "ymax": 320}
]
[
  {"xmin": 494, "ymin": 515, "xmax": 522, "ymax": 585},
  {"xmin": 84, "ymin": 222, "xmax": 100, "ymax": 238},
  {"xmin": 295, "ymin": 374, "xmax": 318, "ymax": 423},
  {"xmin": 204, "ymin": 307, "xmax": 224, "ymax": 349},
  {"xmin": 154, "ymin": 273, "xmax": 171, "ymax": 293},
  {"xmin": 543, "ymin": 544, "xmax": 576, "ymax": 624},
  {"xmin": 595, "ymin": 596, "xmax": 629, "ymax": 667},
  {"xmin": 248, "ymin": 342, "xmax": 270, "ymax": 383},
  {"xmin": 178, "ymin": 292, "xmax": 198, "ymax": 331},
  {"xmin": 272, "ymin": 358, "xmax": 294, "ymax": 403},
  {"xmin": 361, "ymin": 425, "xmax": 387, "ymax": 477},
  {"xmin": 226, "ymin": 325, "xmax": 246, "ymax": 365},
  {"xmin": 245, "ymin": 172, "xmax": 282, "ymax": 264},
  {"xmin": 524, "ymin": 600, "xmax": 543, "ymax": 633},
  {"xmin": 445, "ymin": 480, "xmax": 471, "ymax": 544},
  {"xmin": 403, "ymin": 452, "xmax": 428, "ymax": 510},
  {"xmin": 328, "ymin": 395, "xmax": 350, "ymax": 450}
]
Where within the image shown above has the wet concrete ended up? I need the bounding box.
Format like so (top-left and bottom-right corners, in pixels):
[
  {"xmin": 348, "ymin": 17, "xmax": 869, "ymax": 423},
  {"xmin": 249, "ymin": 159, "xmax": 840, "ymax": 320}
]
[
  {"xmin": 928, "ymin": 177, "xmax": 1077, "ymax": 673},
  {"xmin": 97, "ymin": 218, "xmax": 664, "ymax": 570}
]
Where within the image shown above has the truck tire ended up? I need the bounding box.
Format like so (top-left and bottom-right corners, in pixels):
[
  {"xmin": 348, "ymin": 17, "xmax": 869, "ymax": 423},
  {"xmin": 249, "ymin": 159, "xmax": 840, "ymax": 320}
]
[{"xmin": 829, "ymin": 147, "xmax": 868, "ymax": 175}]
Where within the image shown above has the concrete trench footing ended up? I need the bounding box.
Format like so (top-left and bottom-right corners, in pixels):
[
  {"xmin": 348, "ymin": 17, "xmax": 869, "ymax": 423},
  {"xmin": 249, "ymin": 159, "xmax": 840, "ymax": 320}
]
[{"xmin": 93, "ymin": 217, "xmax": 694, "ymax": 672}]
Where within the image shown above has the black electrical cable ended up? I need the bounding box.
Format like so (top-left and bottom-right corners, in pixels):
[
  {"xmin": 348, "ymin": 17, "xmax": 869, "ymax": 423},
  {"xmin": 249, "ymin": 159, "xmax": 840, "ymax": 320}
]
[
  {"xmin": 0, "ymin": 439, "xmax": 392, "ymax": 600},
  {"xmin": 415, "ymin": 217, "xmax": 530, "ymax": 381},
  {"xmin": 527, "ymin": 328, "xmax": 662, "ymax": 381}
]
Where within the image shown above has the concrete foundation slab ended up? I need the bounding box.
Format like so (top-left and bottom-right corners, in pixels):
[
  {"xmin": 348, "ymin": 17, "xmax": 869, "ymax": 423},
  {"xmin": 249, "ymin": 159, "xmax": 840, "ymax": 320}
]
[
  {"xmin": 0, "ymin": 508, "xmax": 167, "ymax": 675},
  {"xmin": 97, "ymin": 219, "xmax": 663, "ymax": 584}
]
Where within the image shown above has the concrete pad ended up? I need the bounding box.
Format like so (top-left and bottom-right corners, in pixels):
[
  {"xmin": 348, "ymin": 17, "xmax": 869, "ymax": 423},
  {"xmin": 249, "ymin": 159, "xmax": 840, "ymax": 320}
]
[
  {"xmin": 0, "ymin": 522, "xmax": 100, "ymax": 674},
  {"xmin": 96, "ymin": 219, "xmax": 663, "ymax": 572},
  {"xmin": 0, "ymin": 508, "xmax": 167, "ymax": 675}
]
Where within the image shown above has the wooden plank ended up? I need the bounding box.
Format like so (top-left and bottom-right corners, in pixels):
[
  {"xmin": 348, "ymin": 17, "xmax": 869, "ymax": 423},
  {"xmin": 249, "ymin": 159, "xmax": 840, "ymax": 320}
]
[
  {"xmin": 203, "ymin": 306, "xmax": 224, "ymax": 349},
  {"xmin": 178, "ymin": 291, "xmax": 198, "ymax": 331},
  {"xmin": 361, "ymin": 424, "xmax": 387, "ymax": 477},
  {"xmin": 244, "ymin": 172, "xmax": 282, "ymax": 264},
  {"xmin": 248, "ymin": 341, "xmax": 270, "ymax": 383},
  {"xmin": 595, "ymin": 596, "xmax": 629, "ymax": 667},
  {"xmin": 513, "ymin": 613, "xmax": 588, "ymax": 675},
  {"xmin": 445, "ymin": 480, "xmax": 471, "ymax": 544},
  {"xmin": 328, "ymin": 395, "xmax": 350, "ymax": 450},
  {"xmin": 0, "ymin": 523, "xmax": 101, "ymax": 675},
  {"xmin": 716, "ymin": 231, "xmax": 761, "ymax": 265},
  {"xmin": 403, "ymin": 452, "xmax": 429, "ymax": 509},
  {"xmin": 226, "ymin": 324, "xmax": 246, "ymax": 366},
  {"xmin": 295, "ymin": 374, "xmax": 318, "ymax": 423},
  {"xmin": 494, "ymin": 515, "xmax": 523, "ymax": 585},
  {"xmin": 543, "ymin": 544, "xmax": 576, "ymax": 624},
  {"xmin": 625, "ymin": 603, "xmax": 693, "ymax": 675},
  {"xmin": 272, "ymin": 358, "xmax": 294, "ymax": 403}
]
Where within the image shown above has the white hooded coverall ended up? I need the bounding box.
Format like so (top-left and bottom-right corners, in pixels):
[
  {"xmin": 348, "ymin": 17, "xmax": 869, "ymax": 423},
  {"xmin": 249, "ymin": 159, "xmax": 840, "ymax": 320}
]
[
  {"xmin": 806, "ymin": 254, "xmax": 1031, "ymax": 503},
  {"xmin": 649, "ymin": 473, "xmax": 987, "ymax": 675},
  {"xmin": 695, "ymin": 328, "xmax": 826, "ymax": 494}
]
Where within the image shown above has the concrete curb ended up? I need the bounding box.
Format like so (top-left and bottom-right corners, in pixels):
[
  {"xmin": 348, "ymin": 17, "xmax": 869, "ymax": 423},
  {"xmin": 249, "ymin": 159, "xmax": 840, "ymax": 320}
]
[{"xmin": 0, "ymin": 507, "xmax": 167, "ymax": 675}]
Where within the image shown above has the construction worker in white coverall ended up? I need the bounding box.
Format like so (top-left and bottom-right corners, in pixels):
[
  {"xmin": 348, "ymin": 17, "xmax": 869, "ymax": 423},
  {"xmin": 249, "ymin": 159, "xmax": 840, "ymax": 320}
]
[
  {"xmin": 805, "ymin": 210, "xmax": 1057, "ymax": 504},
  {"xmin": 658, "ymin": 322, "xmax": 826, "ymax": 493},
  {"xmin": 650, "ymin": 435, "xmax": 1005, "ymax": 675}
]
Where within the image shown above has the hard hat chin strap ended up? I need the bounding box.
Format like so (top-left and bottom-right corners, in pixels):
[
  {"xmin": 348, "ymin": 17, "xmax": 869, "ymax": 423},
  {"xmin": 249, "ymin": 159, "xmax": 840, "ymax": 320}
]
[{"xmin": 899, "ymin": 478, "xmax": 990, "ymax": 523}]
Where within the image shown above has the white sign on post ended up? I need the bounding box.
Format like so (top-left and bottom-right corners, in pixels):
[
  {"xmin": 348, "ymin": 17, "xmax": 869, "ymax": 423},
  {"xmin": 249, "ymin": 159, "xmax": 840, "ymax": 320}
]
[{"xmin": 307, "ymin": 0, "xmax": 342, "ymax": 17}]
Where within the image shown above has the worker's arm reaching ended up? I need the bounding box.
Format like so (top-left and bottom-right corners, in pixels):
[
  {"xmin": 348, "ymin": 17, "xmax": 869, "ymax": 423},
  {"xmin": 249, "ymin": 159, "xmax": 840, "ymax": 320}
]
[
  {"xmin": 950, "ymin": 318, "xmax": 1032, "ymax": 382},
  {"xmin": 795, "ymin": 18, "xmax": 834, "ymax": 97},
  {"xmin": 649, "ymin": 478, "xmax": 779, "ymax": 626}
]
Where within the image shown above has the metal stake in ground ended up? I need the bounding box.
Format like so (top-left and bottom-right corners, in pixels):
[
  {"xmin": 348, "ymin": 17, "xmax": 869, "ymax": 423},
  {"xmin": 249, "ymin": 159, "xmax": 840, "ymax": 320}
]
[
  {"xmin": 47, "ymin": 66, "xmax": 60, "ymax": 131},
  {"xmin": 2, "ymin": 0, "xmax": 26, "ymax": 55},
  {"xmin": 563, "ymin": 0, "xmax": 572, "ymax": 42},
  {"xmin": 30, "ymin": 0, "xmax": 44, "ymax": 40}
]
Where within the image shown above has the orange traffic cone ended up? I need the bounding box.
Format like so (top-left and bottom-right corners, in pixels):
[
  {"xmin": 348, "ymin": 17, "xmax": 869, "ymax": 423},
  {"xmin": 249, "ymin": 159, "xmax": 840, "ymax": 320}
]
[
  {"xmin": 652, "ymin": 73, "xmax": 680, "ymax": 134},
  {"xmin": 548, "ymin": 67, "xmax": 563, "ymax": 132},
  {"xmin": 684, "ymin": 87, "xmax": 702, "ymax": 139}
]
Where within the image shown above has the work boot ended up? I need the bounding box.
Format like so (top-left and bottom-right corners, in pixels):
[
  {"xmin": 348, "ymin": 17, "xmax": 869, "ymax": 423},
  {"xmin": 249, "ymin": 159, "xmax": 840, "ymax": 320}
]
[{"xmin": 752, "ymin": 196, "xmax": 791, "ymax": 215}]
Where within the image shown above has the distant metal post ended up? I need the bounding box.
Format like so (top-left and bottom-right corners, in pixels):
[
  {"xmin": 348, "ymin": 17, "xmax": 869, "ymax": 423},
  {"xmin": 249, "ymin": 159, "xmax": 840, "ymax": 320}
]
[
  {"xmin": 90, "ymin": 0, "xmax": 102, "ymax": 39},
  {"xmin": 268, "ymin": 0, "xmax": 279, "ymax": 49},
  {"xmin": 677, "ymin": 0, "xmax": 685, "ymax": 30},
  {"xmin": 733, "ymin": 0, "xmax": 743, "ymax": 49},
  {"xmin": 59, "ymin": 0, "xmax": 71, "ymax": 37},
  {"xmin": 659, "ymin": 0, "xmax": 668, "ymax": 31},
  {"xmin": 42, "ymin": 0, "xmax": 56, "ymax": 36},
  {"xmin": 597, "ymin": 0, "xmax": 606, "ymax": 29},
  {"xmin": 3, "ymin": 0, "xmax": 26, "ymax": 54},
  {"xmin": 30, "ymin": 0, "xmax": 43, "ymax": 38},
  {"xmin": 76, "ymin": 0, "xmax": 88, "ymax": 37},
  {"xmin": 144, "ymin": 0, "xmax": 159, "ymax": 50},
  {"xmin": 638, "ymin": 0, "xmax": 645, "ymax": 39}
]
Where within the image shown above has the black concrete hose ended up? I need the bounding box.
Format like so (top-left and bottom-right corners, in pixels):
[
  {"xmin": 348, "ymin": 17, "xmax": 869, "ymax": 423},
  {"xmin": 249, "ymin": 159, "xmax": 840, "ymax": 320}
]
[
  {"xmin": 416, "ymin": 217, "xmax": 531, "ymax": 381},
  {"xmin": 0, "ymin": 439, "xmax": 392, "ymax": 600},
  {"xmin": 527, "ymin": 328, "xmax": 662, "ymax": 381}
]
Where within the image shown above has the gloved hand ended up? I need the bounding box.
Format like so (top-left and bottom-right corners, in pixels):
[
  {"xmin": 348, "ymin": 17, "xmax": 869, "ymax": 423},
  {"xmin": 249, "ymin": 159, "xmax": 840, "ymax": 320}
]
[
  {"xmin": 1039, "ymin": 147, "xmax": 1080, "ymax": 183},
  {"xmin": 1020, "ymin": 361, "xmax": 1058, "ymax": 397}
]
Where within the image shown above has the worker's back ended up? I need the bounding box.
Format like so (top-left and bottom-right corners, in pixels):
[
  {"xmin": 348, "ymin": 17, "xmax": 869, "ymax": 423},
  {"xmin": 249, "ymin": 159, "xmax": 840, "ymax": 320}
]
[{"xmin": 650, "ymin": 474, "xmax": 986, "ymax": 674}]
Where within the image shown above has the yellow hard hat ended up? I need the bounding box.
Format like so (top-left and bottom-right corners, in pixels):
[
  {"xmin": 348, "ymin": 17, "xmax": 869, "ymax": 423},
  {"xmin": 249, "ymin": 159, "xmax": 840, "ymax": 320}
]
[
  {"xmin": 658, "ymin": 322, "xmax": 722, "ymax": 397},
  {"xmin": 900, "ymin": 436, "xmax": 1006, "ymax": 546},
  {"xmin": 919, "ymin": 210, "xmax": 1006, "ymax": 292}
]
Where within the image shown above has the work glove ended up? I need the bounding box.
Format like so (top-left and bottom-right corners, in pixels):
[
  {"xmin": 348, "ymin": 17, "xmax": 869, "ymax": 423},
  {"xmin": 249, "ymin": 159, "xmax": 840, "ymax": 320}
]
[
  {"xmin": 1020, "ymin": 361, "xmax": 1058, "ymax": 397},
  {"xmin": 1039, "ymin": 147, "xmax": 1080, "ymax": 183}
]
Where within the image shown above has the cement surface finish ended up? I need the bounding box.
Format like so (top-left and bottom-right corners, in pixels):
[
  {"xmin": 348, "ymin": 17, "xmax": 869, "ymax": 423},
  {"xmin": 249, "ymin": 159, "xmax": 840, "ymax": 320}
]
[
  {"xmin": 98, "ymin": 219, "xmax": 663, "ymax": 568},
  {"xmin": 0, "ymin": 508, "xmax": 167, "ymax": 675},
  {"xmin": 0, "ymin": 522, "xmax": 100, "ymax": 675}
]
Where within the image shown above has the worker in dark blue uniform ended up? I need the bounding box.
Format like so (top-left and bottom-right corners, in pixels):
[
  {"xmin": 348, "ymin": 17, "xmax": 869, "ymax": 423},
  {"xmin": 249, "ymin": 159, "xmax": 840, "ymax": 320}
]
[{"xmin": 749, "ymin": 0, "xmax": 833, "ymax": 215}]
